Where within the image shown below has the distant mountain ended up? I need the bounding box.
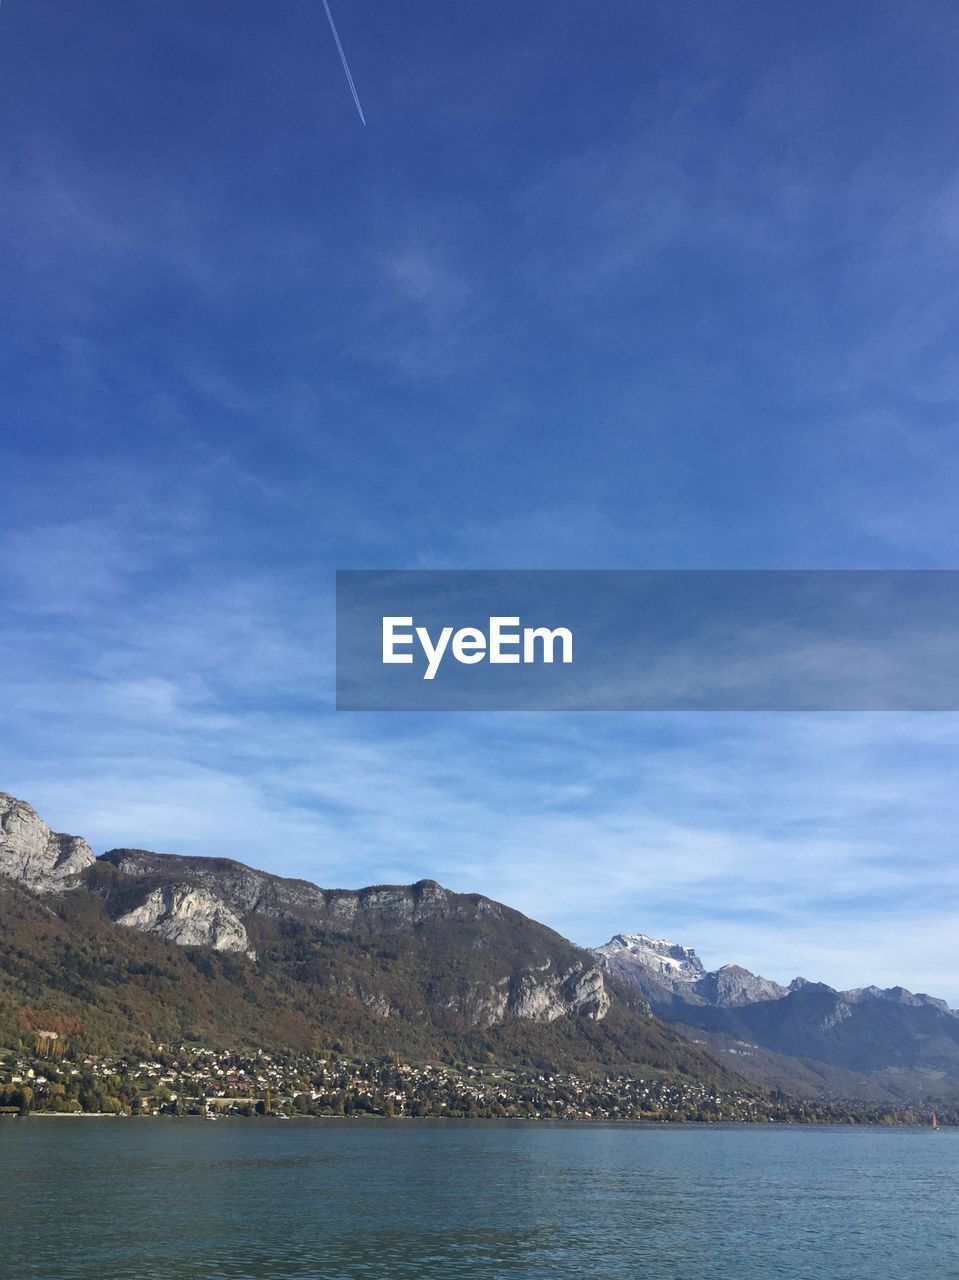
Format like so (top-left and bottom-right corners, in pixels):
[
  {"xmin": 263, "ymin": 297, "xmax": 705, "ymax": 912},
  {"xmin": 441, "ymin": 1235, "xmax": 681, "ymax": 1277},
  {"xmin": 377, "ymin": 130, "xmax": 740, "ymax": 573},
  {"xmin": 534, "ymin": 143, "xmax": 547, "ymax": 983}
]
[
  {"xmin": 594, "ymin": 932, "xmax": 959, "ymax": 1100},
  {"xmin": 0, "ymin": 793, "xmax": 729, "ymax": 1085},
  {"xmin": 594, "ymin": 934, "xmax": 788, "ymax": 1006}
]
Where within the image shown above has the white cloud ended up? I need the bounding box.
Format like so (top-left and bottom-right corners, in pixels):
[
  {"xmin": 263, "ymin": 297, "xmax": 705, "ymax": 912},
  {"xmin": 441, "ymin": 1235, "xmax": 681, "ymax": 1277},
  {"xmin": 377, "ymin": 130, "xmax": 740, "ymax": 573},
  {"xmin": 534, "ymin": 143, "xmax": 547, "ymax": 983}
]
[{"xmin": 5, "ymin": 703, "xmax": 959, "ymax": 999}]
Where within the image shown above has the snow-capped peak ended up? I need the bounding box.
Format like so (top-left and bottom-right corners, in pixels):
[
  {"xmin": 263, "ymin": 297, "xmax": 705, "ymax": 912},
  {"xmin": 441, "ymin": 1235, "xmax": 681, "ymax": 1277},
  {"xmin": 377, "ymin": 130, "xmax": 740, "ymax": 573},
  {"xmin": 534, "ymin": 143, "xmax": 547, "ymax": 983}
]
[{"xmin": 594, "ymin": 933, "xmax": 705, "ymax": 983}]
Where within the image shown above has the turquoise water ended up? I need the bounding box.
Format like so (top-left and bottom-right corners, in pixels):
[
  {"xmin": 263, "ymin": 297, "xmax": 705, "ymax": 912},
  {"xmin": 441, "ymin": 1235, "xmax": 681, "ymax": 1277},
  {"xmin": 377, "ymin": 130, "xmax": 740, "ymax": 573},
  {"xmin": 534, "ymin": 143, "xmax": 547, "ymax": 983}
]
[{"xmin": 2, "ymin": 1120, "xmax": 957, "ymax": 1279}]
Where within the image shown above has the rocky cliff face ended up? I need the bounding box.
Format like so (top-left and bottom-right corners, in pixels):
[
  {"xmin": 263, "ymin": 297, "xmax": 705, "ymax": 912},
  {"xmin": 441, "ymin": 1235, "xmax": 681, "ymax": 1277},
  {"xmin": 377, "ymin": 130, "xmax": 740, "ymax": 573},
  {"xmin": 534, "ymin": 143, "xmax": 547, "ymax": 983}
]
[
  {"xmin": 494, "ymin": 959, "xmax": 608, "ymax": 1024},
  {"xmin": 0, "ymin": 793, "xmax": 96, "ymax": 892},
  {"xmin": 114, "ymin": 884, "xmax": 253, "ymax": 956}
]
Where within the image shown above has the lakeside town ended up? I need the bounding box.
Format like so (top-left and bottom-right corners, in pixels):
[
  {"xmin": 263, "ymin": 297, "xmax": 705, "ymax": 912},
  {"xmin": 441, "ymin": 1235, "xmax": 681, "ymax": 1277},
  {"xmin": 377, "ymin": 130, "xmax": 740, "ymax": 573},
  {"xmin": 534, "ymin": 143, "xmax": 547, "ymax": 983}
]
[{"xmin": 1, "ymin": 1036, "xmax": 953, "ymax": 1125}]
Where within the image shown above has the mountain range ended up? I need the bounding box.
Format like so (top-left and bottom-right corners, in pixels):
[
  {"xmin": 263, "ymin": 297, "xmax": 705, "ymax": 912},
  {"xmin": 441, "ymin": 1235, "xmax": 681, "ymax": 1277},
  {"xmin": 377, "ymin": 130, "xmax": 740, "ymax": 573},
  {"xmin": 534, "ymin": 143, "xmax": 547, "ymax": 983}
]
[
  {"xmin": 0, "ymin": 793, "xmax": 721, "ymax": 1084},
  {"xmin": 593, "ymin": 933, "xmax": 959, "ymax": 1101},
  {"xmin": 2, "ymin": 790, "xmax": 956, "ymax": 1103}
]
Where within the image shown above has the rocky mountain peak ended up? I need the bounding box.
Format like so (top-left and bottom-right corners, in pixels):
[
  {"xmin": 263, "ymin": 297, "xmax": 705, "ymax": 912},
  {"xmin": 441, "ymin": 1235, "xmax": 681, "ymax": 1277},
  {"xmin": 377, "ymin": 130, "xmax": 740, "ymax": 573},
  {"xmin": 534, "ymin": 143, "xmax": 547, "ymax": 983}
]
[
  {"xmin": 593, "ymin": 932, "xmax": 789, "ymax": 1008},
  {"xmin": 788, "ymin": 978, "xmax": 834, "ymax": 996},
  {"xmin": 0, "ymin": 792, "xmax": 96, "ymax": 892},
  {"xmin": 696, "ymin": 964, "xmax": 788, "ymax": 1007},
  {"xmin": 594, "ymin": 933, "xmax": 706, "ymax": 985}
]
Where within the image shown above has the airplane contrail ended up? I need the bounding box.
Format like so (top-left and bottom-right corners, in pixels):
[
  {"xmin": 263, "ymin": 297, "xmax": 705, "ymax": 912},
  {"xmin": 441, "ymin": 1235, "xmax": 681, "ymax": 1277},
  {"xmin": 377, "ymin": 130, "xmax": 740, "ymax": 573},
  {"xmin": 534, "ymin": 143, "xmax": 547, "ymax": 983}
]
[{"xmin": 321, "ymin": 0, "xmax": 366, "ymax": 126}]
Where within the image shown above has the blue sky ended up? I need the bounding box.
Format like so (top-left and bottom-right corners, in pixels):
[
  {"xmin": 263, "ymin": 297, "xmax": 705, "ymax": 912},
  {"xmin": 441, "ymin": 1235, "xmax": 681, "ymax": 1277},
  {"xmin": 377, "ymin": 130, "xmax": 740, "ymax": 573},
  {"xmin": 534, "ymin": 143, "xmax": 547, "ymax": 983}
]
[{"xmin": 3, "ymin": 1, "xmax": 959, "ymax": 997}]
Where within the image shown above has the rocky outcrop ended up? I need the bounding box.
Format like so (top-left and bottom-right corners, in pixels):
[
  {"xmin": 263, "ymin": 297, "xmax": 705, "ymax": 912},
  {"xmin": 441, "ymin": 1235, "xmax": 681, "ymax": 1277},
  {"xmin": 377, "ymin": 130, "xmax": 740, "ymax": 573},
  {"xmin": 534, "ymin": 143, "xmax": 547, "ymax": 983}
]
[
  {"xmin": 501, "ymin": 962, "xmax": 606, "ymax": 1018},
  {"xmin": 0, "ymin": 793, "xmax": 96, "ymax": 892},
  {"xmin": 425, "ymin": 958, "xmax": 609, "ymax": 1029},
  {"xmin": 115, "ymin": 884, "xmax": 253, "ymax": 956},
  {"xmin": 484, "ymin": 960, "xmax": 609, "ymax": 1026}
]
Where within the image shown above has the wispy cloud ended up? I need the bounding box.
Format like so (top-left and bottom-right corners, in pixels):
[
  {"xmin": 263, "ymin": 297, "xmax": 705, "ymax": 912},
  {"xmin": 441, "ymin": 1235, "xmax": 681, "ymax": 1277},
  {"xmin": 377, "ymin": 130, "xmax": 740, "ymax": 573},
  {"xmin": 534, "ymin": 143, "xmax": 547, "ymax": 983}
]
[{"xmin": 6, "ymin": 699, "xmax": 959, "ymax": 998}]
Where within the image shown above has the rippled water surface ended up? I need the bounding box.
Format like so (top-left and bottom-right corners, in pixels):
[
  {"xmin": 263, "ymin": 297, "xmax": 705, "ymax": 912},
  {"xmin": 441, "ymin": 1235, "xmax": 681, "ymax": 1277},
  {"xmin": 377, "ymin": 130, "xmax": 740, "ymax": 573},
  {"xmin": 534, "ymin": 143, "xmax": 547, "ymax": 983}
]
[{"xmin": 2, "ymin": 1119, "xmax": 958, "ymax": 1279}]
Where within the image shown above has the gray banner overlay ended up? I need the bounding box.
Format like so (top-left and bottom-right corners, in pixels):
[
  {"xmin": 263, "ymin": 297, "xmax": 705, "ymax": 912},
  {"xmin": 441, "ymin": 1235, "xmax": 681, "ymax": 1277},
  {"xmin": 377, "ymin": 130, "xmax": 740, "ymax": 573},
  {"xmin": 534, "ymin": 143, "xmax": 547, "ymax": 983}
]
[{"xmin": 336, "ymin": 570, "xmax": 959, "ymax": 710}]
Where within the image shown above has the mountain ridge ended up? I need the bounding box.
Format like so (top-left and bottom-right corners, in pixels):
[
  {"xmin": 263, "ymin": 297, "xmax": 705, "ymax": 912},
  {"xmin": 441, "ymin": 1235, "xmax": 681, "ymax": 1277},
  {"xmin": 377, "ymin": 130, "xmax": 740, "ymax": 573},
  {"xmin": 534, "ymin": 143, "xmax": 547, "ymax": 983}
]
[
  {"xmin": 6, "ymin": 789, "xmax": 956, "ymax": 1103},
  {"xmin": 0, "ymin": 792, "xmax": 729, "ymax": 1087},
  {"xmin": 592, "ymin": 930, "xmax": 956, "ymax": 1014},
  {"xmin": 593, "ymin": 930, "xmax": 959, "ymax": 1099}
]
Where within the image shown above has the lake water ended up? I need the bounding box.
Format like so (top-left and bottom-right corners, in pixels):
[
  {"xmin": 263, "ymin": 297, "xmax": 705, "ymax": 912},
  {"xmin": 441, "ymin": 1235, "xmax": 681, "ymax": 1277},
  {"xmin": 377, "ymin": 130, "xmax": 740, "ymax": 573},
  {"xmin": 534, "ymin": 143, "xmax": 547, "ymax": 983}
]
[{"xmin": 2, "ymin": 1120, "xmax": 957, "ymax": 1279}]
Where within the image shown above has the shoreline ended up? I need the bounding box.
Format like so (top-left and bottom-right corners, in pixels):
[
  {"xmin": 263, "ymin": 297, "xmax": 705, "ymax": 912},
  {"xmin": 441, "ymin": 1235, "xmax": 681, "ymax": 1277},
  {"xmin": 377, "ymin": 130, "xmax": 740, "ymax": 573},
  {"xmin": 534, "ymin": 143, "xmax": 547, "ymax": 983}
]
[{"xmin": 9, "ymin": 1112, "xmax": 953, "ymax": 1129}]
